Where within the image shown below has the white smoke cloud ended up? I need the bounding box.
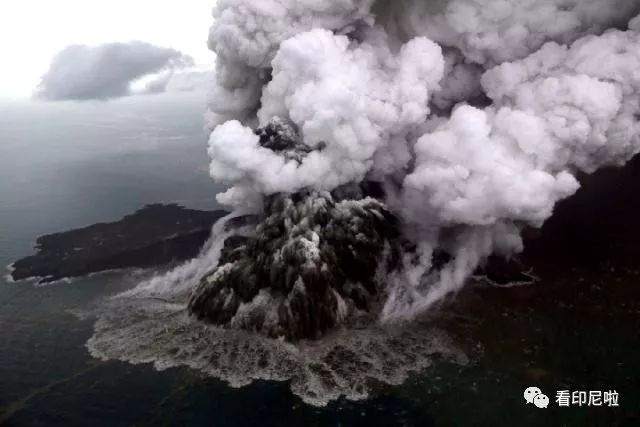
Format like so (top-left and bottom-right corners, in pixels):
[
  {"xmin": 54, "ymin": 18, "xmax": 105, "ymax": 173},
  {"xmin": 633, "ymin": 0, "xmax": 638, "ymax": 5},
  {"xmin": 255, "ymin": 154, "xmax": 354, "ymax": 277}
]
[
  {"xmin": 210, "ymin": 0, "xmax": 376, "ymax": 69},
  {"xmin": 36, "ymin": 41, "xmax": 194, "ymax": 100},
  {"xmin": 209, "ymin": 28, "xmax": 444, "ymax": 203},
  {"xmin": 380, "ymin": 0, "xmax": 639, "ymax": 65},
  {"xmin": 389, "ymin": 16, "xmax": 640, "ymax": 318},
  {"xmin": 204, "ymin": 1, "xmax": 640, "ymax": 321},
  {"xmin": 205, "ymin": 0, "xmax": 377, "ymax": 128}
]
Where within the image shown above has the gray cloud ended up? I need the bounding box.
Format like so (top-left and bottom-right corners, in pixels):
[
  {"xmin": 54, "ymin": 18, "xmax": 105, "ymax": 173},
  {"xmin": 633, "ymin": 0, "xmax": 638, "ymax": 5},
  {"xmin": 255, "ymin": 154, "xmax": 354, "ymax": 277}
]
[{"xmin": 36, "ymin": 41, "xmax": 193, "ymax": 101}]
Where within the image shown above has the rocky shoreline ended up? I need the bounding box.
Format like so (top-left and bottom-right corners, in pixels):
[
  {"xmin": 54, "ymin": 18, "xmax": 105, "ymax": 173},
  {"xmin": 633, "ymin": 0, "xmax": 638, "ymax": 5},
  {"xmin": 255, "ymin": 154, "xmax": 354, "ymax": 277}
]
[{"xmin": 10, "ymin": 204, "xmax": 228, "ymax": 284}]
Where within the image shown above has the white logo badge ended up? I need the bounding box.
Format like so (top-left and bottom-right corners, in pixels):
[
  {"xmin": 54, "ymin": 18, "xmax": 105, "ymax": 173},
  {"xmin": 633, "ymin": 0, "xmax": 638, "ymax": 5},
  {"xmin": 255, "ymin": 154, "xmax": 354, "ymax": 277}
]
[
  {"xmin": 524, "ymin": 386, "xmax": 548, "ymax": 408},
  {"xmin": 524, "ymin": 386, "xmax": 542, "ymax": 404},
  {"xmin": 534, "ymin": 393, "xmax": 550, "ymax": 408}
]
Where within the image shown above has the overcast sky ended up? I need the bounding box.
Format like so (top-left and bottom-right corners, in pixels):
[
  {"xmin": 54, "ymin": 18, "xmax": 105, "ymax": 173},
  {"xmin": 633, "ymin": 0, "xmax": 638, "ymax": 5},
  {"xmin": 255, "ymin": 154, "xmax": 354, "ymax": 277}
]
[{"xmin": 0, "ymin": 0, "xmax": 215, "ymax": 98}]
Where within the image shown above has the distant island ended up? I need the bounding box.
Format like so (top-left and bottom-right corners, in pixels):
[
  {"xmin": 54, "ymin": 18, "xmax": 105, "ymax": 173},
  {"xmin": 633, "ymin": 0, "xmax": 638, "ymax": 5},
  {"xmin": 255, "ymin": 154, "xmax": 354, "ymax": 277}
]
[{"xmin": 10, "ymin": 204, "xmax": 228, "ymax": 284}]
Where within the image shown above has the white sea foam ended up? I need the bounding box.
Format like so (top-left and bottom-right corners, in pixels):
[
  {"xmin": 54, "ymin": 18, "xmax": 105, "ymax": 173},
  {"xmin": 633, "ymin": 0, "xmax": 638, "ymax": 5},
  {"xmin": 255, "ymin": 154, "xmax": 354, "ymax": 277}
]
[
  {"xmin": 3, "ymin": 263, "xmax": 16, "ymax": 284},
  {"xmin": 88, "ymin": 294, "xmax": 466, "ymax": 407}
]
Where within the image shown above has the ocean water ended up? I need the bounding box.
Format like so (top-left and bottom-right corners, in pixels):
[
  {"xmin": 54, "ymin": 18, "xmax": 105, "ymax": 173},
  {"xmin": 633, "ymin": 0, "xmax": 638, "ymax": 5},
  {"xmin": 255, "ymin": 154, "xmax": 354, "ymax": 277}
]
[{"xmin": 1, "ymin": 95, "xmax": 637, "ymax": 426}]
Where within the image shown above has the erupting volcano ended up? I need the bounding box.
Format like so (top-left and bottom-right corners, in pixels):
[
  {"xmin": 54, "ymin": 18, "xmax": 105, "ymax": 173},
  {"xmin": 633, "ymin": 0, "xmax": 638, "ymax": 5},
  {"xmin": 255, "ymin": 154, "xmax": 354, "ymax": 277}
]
[
  {"xmin": 87, "ymin": 0, "xmax": 640, "ymax": 407},
  {"xmin": 189, "ymin": 119, "xmax": 405, "ymax": 340},
  {"xmin": 187, "ymin": 0, "xmax": 640, "ymax": 339}
]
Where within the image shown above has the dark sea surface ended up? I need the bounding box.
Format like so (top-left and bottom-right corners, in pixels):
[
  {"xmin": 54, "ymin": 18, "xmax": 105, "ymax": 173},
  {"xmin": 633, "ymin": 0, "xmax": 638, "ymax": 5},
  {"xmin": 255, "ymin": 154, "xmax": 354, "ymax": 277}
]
[{"xmin": 1, "ymin": 95, "xmax": 638, "ymax": 427}]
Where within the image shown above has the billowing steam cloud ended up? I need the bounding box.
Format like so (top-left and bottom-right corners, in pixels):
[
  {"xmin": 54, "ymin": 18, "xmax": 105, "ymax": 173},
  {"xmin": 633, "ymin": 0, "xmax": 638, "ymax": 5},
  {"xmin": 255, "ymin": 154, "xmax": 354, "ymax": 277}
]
[
  {"xmin": 36, "ymin": 41, "xmax": 193, "ymax": 100},
  {"xmin": 200, "ymin": 0, "xmax": 640, "ymax": 330}
]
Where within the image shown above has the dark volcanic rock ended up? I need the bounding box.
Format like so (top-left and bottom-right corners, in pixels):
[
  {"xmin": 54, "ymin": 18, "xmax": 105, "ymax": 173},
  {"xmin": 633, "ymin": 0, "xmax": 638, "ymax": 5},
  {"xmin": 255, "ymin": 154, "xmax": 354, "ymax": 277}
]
[
  {"xmin": 255, "ymin": 116, "xmax": 315, "ymax": 163},
  {"xmin": 11, "ymin": 204, "xmax": 228, "ymax": 284},
  {"xmin": 189, "ymin": 186, "xmax": 403, "ymax": 341}
]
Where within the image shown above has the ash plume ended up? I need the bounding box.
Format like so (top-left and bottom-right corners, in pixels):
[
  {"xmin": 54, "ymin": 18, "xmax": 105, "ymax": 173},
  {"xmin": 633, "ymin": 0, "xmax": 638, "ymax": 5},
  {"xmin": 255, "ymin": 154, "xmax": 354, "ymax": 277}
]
[{"xmin": 194, "ymin": 0, "xmax": 640, "ymax": 337}]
